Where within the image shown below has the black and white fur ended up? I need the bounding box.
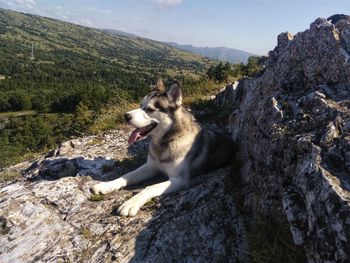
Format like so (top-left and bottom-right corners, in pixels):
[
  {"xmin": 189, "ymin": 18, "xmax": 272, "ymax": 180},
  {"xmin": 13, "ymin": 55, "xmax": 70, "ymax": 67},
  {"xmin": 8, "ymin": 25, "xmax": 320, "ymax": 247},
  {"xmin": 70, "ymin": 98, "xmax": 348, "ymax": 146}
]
[{"xmin": 91, "ymin": 79, "xmax": 234, "ymax": 217}]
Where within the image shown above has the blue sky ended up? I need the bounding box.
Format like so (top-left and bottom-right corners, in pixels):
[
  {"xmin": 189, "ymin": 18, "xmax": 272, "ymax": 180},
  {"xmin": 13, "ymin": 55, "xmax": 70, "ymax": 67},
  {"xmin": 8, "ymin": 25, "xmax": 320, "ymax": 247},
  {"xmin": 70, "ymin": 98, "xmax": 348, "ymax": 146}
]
[{"xmin": 0, "ymin": 0, "xmax": 349, "ymax": 54}]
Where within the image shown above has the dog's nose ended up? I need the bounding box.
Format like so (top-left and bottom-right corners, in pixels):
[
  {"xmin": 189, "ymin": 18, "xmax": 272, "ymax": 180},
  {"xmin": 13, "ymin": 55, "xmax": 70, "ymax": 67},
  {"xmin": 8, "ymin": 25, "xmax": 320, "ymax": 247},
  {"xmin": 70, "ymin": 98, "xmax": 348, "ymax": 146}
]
[{"xmin": 124, "ymin": 113, "xmax": 132, "ymax": 123}]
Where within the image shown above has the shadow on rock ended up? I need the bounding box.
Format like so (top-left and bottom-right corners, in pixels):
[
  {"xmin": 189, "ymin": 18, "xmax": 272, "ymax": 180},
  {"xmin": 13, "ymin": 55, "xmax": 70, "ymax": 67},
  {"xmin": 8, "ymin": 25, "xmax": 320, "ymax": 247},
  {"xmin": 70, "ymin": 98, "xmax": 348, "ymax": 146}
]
[
  {"xmin": 103, "ymin": 168, "xmax": 250, "ymax": 263},
  {"xmin": 25, "ymin": 148, "xmax": 147, "ymax": 183}
]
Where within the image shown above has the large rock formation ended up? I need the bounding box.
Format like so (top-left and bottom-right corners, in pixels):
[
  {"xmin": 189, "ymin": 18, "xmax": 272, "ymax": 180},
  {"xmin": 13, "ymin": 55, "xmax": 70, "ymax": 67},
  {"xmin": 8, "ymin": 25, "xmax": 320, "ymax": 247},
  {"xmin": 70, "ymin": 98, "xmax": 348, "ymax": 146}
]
[
  {"xmin": 0, "ymin": 130, "xmax": 248, "ymax": 263},
  {"xmin": 219, "ymin": 17, "xmax": 350, "ymax": 262}
]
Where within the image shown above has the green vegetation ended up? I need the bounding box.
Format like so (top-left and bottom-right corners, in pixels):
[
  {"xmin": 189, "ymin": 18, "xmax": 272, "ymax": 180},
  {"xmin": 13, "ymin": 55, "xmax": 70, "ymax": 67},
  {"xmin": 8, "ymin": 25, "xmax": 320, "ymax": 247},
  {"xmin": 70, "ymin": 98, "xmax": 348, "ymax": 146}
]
[
  {"xmin": 0, "ymin": 8, "xmax": 260, "ymax": 169},
  {"xmin": 0, "ymin": 8, "xmax": 212, "ymax": 168},
  {"xmin": 0, "ymin": 170, "xmax": 21, "ymax": 182},
  {"xmin": 0, "ymin": 8, "xmax": 211, "ymax": 113},
  {"xmin": 206, "ymin": 56, "xmax": 263, "ymax": 83},
  {"xmin": 89, "ymin": 194, "xmax": 105, "ymax": 202}
]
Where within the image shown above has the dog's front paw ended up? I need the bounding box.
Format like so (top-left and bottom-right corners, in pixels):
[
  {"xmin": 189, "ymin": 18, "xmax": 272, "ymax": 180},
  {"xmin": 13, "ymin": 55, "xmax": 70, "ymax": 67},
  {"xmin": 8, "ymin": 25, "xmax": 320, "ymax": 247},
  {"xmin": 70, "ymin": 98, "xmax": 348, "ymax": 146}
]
[
  {"xmin": 117, "ymin": 195, "xmax": 144, "ymax": 217},
  {"xmin": 90, "ymin": 182, "xmax": 117, "ymax": 195}
]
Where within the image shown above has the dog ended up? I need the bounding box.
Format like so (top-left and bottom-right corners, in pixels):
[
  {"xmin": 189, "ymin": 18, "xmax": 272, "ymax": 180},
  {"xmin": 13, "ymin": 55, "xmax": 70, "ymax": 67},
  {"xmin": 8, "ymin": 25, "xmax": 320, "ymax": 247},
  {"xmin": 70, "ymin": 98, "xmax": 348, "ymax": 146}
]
[{"xmin": 91, "ymin": 78, "xmax": 235, "ymax": 217}]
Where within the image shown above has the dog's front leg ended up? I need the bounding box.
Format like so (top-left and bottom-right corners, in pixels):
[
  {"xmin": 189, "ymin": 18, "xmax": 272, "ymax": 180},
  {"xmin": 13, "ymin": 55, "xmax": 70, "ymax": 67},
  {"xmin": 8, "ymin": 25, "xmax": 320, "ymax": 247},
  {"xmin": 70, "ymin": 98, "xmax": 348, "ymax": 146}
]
[
  {"xmin": 91, "ymin": 163, "xmax": 157, "ymax": 195},
  {"xmin": 117, "ymin": 177, "xmax": 187, "ymax": 217}
]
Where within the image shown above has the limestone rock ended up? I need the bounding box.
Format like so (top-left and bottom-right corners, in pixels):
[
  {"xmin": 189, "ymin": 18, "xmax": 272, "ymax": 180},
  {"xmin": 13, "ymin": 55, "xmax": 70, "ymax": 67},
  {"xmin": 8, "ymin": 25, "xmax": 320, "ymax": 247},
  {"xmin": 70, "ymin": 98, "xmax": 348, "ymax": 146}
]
[
  {"xmin": 0, "ymin": 129, "xmax": 248, "ymax": 263},
  {"xmin": 216, "ymin": 16, "xmax": 350, "ymax": 262}
]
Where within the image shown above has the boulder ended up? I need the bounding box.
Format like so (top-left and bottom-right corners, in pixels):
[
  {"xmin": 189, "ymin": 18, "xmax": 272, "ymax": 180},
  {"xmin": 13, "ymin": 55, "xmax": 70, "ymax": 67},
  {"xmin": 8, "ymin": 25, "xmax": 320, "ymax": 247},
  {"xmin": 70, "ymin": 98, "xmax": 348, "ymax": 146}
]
[{"xmin": 217, "ymin": 16, "xmax": 350, "ymax": 263}]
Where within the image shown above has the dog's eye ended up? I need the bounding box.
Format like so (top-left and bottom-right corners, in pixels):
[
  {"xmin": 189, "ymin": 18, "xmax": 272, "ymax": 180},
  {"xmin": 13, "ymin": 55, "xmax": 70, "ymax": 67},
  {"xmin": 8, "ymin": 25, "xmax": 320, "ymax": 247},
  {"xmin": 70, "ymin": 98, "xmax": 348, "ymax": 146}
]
[{"xmin": 146, "ymin": 108, "xmax": 155, "ymax": 113}]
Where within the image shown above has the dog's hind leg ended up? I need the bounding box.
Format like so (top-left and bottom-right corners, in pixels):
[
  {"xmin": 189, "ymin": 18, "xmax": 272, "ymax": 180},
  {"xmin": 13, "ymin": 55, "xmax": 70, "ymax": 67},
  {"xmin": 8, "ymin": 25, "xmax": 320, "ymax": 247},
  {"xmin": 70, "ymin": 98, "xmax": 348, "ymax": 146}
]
[
  {"xmin": 91, "ymin": 162, "xmax": 158, "ymax": 195},
  {"xmin": 117, "ymin": 176, "xmax": 187, "ymax": 217}
]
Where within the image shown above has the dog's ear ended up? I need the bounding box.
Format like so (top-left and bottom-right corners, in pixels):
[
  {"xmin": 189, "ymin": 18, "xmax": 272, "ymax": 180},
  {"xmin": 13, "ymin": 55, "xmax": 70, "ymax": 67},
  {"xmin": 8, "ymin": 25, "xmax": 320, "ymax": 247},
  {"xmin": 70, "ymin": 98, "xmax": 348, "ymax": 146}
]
[
  {"xmin": 167, "ymin": 82, "xmax": 182, "ymax": 106},
  {"xmin": 153, "ymin": 78, "xmax": 166, "ymax": 92}
]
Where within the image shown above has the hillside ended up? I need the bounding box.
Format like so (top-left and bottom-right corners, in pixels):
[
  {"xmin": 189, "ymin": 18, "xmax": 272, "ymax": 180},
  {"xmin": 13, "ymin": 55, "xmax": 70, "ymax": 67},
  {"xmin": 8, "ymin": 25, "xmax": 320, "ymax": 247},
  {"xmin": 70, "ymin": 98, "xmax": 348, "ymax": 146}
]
[
  {"xmin": 0, "ymin": 8, "xmax": 222, "ymax": 168},
  {"xmin": 0, "ymin": 8, "xmax": 213, "ymax": 112},
  {"xmin": 100, "ymin": 29, "xmax": 253, "ymax": 64},
  {"xmin": 164, "ymin": 42, "xmax": 254, "ymax": 64}
]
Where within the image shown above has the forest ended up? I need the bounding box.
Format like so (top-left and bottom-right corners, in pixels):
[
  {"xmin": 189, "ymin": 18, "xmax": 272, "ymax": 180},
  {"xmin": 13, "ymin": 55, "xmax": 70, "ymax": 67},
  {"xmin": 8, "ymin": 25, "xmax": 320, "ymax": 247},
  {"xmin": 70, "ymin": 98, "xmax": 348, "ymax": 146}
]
[{"xmin": 0, "ymin": 8, "xmax": 262, "ymax": 168}]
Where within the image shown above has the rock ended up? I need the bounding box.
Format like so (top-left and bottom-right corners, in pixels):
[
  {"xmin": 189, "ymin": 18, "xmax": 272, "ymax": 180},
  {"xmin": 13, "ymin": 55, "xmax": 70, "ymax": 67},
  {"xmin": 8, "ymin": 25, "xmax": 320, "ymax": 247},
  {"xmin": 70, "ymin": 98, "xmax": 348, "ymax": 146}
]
[
  {"xmin": 277, "ymin": 31, "xmax": 293, "ymax": 49},
  {"xmin": 0, "ymin": 129, "xmax": 248, "ymax": 263},
  {"xmin": 215, "ymin": 15, "xmax": 350, "ymax": 262},
  {"xmin": 320, "ymin": 122, "xmax": 339, "ymax": 147},
  {"xmin": 214, "ymin": 81, "xmax": 239, "ymax": 106},
  {"xmin": 328, "ymin": 14, "xmax": 350, "ymax": 24}
]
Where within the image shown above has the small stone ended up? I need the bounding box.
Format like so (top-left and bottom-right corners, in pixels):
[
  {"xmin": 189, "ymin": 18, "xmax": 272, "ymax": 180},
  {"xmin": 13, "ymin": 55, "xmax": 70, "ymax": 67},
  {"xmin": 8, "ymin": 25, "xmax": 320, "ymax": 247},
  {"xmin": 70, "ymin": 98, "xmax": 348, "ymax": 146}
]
[
  {"xmin": 320, "ymin": 122, "xmax": 339, "ymax": 147},
  {"xmin": 277, "ymin": 32, "xmax": 293, "ymax": 49},
  {"xmin": 297, "ymin": 135, "xmax": 313, "ymax": 153}
]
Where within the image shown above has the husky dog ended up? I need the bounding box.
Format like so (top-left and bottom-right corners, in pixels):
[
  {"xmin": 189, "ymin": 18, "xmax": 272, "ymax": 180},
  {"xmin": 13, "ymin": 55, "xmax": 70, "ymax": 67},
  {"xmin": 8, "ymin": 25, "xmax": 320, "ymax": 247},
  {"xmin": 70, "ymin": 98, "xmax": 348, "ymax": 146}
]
[{"xmin": 91, "ymin": 79, "xmax": 234, "ymax": 217}]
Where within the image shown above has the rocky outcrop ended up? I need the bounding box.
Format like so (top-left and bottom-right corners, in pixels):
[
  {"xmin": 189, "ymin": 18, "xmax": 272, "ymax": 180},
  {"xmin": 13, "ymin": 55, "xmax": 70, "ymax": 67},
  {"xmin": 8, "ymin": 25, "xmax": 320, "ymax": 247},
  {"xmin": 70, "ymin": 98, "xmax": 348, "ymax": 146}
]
[
  {"xmin": 0, "ymin": 130, "xmax": 248, "ymax": 263},
  {"xmin": 218, "ymin": 16, "xmax": 350, "ymax": 262}
]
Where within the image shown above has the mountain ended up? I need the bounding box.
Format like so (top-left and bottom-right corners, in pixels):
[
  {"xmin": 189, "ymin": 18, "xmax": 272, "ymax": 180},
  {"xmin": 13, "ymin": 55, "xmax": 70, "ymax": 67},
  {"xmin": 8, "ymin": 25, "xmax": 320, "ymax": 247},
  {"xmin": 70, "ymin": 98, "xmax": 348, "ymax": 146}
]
[
  {"xmin": 100, "ymin": 28, "xmax": 254, "ymax": 64},
  {"xmin": 164, "ymin": 42, "xmax": 254, "ymax": 64},
  {"xmin": 0, "ymin": 8, "xmax": 217, "ymax": 168},
  {"xmin": 0, "ymin": 8, "xmax": 213, "ymax": 112},
  {"xmin": 101, "ymin": 28, "xmax": 138, "ymax": 38}
]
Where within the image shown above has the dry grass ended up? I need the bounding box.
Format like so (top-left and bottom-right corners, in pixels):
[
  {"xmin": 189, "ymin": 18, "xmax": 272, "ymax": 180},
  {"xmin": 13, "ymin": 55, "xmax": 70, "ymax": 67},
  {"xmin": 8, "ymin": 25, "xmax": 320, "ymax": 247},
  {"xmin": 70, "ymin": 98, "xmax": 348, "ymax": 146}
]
[
  {"xmin": 0, "ymin": 170, "xmax": 21, "ymax": 183},
  {"xmin": 89, "ymin": 101, "xmax": 138, "ymax": 134},
  {"xmin": 246, "ymin": 218, "xmax": 307, "ymax": 263}
]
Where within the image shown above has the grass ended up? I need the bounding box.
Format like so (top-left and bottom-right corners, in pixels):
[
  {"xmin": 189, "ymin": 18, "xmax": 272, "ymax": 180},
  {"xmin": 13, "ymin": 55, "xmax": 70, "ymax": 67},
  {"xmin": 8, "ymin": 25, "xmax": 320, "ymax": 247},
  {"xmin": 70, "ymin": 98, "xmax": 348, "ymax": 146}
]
[
  {"xmin": 81, "ymin": 227, "xmax": 93, "ymax": 240},
  {"xmin": 228, "ymin": 166, "xmax": 307, "ymax": 263},
  {"xmin": 0, "ymin": 110, "xmax": 37, "ymax": 120},
  {"xmin": 0, "ymin": 170, "xmax": 21, "ymax": 183},
  {"xmin": 88, "ymin": 101, "xmax": 138, "ymax": 134},
  {"xmin": 246, "ymin": 217, "xmax": 307, "ymax": 263},
  {"xmin": 86, "ymin": 137, "xmax": 103, "ymax": 146},
  {"xmin": 89, "ymin": 194, "xmax": 105, "ymax": 202}
]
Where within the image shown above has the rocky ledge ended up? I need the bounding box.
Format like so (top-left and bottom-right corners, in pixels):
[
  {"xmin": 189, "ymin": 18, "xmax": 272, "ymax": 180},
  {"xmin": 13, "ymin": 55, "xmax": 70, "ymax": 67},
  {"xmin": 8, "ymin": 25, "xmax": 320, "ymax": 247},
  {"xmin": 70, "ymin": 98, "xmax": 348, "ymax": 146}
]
[
  {"xmin": 0, "ymin": 130, "xmax": 248, "ymax": 263},
  {"xmin": 218, "ymin": 16, "xmax": 350, "ymax": 262}
]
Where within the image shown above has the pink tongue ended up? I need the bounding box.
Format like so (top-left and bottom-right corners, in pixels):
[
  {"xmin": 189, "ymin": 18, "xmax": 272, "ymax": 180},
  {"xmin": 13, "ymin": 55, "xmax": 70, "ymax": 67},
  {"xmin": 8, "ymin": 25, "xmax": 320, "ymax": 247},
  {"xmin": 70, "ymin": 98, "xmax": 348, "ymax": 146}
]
[{"xmin": 128, "ymin": 128, "xmax": 141, "ymax": 144}]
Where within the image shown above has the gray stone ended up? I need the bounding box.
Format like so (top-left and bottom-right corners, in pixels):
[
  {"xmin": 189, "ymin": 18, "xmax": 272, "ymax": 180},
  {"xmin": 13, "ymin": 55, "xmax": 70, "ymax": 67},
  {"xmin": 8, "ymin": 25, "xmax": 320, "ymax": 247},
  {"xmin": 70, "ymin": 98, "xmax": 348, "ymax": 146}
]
[
  {"xmin": 215, "ymin": 16, "xmax": 350, "ymax": 263},
  {"xmin": 0, "ymin": 129, "xmax": 248, "ymax": 263}
]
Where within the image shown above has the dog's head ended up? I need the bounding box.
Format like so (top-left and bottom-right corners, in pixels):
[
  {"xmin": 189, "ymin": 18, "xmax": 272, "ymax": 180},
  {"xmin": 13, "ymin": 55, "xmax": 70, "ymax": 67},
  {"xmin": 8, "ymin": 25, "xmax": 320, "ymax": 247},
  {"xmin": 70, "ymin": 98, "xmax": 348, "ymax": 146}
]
[{"xmin": 125, "ymin": 78, "xmax": 183, "ymax": 144}]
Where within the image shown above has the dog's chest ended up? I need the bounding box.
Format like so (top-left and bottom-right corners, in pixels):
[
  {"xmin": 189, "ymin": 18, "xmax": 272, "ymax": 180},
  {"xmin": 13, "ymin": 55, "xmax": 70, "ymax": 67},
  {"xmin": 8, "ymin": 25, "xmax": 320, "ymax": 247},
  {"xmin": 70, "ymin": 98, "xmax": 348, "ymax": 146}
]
[{"xmin": 149, "ymin": 139, "xmax": 194, "ymax": 175}]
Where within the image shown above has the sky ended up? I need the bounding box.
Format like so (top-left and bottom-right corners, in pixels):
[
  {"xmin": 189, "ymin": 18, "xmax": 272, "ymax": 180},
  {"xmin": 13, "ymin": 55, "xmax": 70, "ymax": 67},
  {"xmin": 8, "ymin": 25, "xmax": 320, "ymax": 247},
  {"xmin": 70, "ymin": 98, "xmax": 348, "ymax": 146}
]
[{"xmin": 0, "ymin": 0, "xmax": 349, "ymax": 55}]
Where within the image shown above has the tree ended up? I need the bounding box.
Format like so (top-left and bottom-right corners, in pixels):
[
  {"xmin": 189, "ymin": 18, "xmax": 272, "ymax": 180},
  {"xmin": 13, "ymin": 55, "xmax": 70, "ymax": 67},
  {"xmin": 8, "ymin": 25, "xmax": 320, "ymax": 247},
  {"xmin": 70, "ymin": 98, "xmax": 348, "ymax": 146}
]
[
  {"xmin": 8, "ymin": 90, "xmax": 32, "ymax": 111},
  {"xmin": 244, "ymin": 56, "xmax": 263, "ymax": 76},
  {"xmin": 72, "ymin": 102, "xmax": 94, "ymax": 134},
  {"xmin": 206, "ymin": 65, "xmax": 215, "ymax": 80}
]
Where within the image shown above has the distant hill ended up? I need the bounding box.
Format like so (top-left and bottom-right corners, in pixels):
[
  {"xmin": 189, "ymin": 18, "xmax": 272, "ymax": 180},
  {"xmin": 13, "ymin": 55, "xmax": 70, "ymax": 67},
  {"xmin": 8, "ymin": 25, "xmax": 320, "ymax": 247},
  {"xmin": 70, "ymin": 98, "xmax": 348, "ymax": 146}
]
[
  {"xmin": 100, "ymin": 28, "xmax": 254, "ymax": 64},
  {"xmin": 164, "ymin": 42, "xmax": 254, "ymax": 64},
  {"xmin": 0, "ymin": 8, "xmax": 213, "ymax": 107},
  {"xmin": 100, "ymin": 29, "xmax": 138, "ymax": 38},
  {"xmin": 0, "ymin": 8, "xmax": 218, "ymax": 168}
]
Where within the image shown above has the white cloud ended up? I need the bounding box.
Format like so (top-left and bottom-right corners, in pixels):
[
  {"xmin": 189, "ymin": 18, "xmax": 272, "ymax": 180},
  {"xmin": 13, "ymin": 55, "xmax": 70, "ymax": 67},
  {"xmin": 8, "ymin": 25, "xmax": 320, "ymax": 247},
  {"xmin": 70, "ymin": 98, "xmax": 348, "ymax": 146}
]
[
  {"xmin": 0, "ymin": 0, "xmax": 36, "ymax": 9},
  {"xmin": 155, "ymin": 0, "xmax": 183, "ymax": 10},
  {"xmin": 38, "ymin": 6, "xmax": 94, "ymax": 27},
  {"xmin": 83, "ymin": 7, "xmax": 112, "ymax": 15},
  {"xmin": 78, "ymin": 18, "xmax": 94, "ymax": 27}
]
